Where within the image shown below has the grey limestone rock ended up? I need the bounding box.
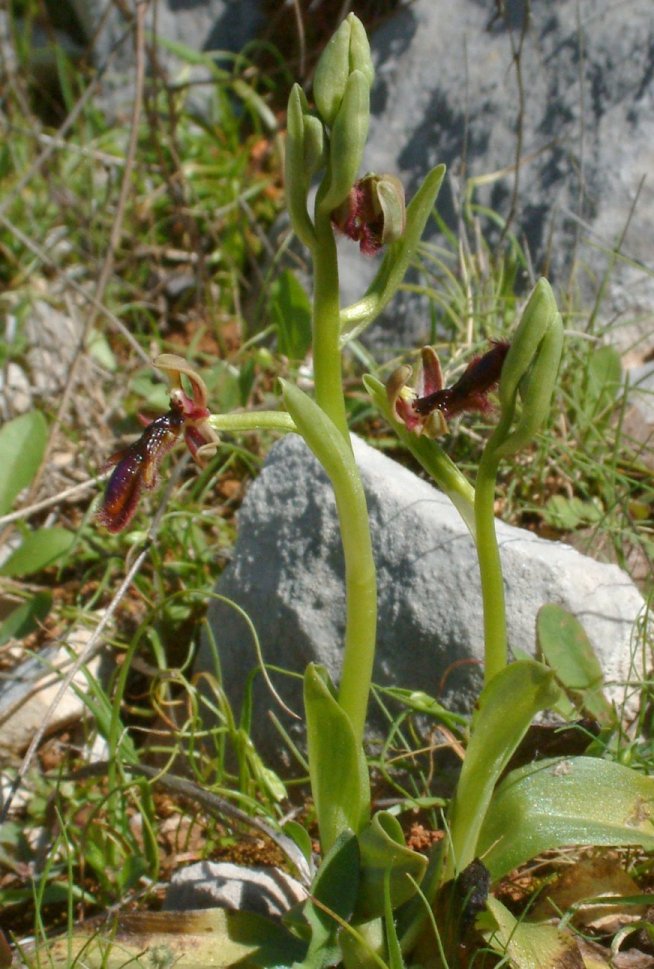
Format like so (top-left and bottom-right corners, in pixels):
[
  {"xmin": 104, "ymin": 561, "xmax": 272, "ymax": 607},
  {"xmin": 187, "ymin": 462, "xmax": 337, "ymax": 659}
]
[
  {"xmin": 64, "ymin": 0, "xmax": 263, "ymax": 114},
  {"xmin": 198, "ymin": 434, "xmax": 647, "ymax": 762},
  {"xmin": 70, "ymin": 0, "xmax": 261, "ymax": 67}
]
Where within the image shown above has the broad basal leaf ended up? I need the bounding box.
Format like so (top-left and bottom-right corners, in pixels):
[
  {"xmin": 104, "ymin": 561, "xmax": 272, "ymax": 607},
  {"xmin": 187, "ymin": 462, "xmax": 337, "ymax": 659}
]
[{"xmin": 478, "ymin": 756, "xmax": 654, "ymax": 881}]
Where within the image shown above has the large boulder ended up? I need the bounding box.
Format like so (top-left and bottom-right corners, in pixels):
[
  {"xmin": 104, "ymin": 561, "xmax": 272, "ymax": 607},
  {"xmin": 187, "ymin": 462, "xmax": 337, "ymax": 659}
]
[{"xmin": 197, "ymin": 435, "xmax": 646, "ymax": 763}]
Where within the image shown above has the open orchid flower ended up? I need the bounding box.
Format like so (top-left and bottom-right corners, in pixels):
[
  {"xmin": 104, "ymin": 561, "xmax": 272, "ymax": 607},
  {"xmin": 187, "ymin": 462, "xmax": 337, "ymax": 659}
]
[
  {"xmin": 97, "ymin": 354, "xmax": 220, "ymax": 534},
  {"xmin": 387, "ymin": 341, "xmax": 510, "ymax": 438}
]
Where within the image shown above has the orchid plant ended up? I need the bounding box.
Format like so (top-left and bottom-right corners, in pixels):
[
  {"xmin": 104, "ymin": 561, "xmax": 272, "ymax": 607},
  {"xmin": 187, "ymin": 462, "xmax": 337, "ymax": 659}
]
[{"xmin": 94, "ymin": 15, "xmax": 654, "ymax": 969}]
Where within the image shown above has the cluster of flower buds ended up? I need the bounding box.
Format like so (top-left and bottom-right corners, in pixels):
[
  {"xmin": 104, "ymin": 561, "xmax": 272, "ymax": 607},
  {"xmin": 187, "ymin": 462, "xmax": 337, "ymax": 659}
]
[
  {"xmin": 97, "ymin": 355, "xmax": 219, "ymax": 534},
  {"xmin": 387, "ymin": 342, "xmax": 511, "ymax": 438},
  {"xmin": 285, "ymin": 13, "xmax": 406, "ymax": 256}
]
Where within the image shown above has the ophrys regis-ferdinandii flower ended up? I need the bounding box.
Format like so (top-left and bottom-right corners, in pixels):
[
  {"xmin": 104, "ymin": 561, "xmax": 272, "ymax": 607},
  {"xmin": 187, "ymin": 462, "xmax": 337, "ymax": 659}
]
[
  {"xmin": 387, "ymin": 341, "xmax": 510, "ymax": 438},
  {"xmin": 97, "ymin": 354, "xmax": 219, "ymax": 534}
]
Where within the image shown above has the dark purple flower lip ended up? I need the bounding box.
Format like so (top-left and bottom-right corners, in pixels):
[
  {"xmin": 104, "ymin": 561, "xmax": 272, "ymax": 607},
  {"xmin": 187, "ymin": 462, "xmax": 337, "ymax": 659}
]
[
  {"xmin": 413, "ymin": 341, "xmax": 510, "ymax": 420},
  {"xmin": 386, "ymin": 341, "xmax": 511, "ymax": 439},
  {"xmin": 97, "ymin": 355, "xmax": 220, "ymax": 534},
  {"xmin": 97, "ymin": 403, "xmax": 185, "ymax": 534}
]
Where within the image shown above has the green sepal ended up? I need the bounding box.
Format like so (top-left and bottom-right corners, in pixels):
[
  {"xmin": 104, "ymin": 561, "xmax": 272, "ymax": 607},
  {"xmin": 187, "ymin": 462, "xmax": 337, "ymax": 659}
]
[
  {"xmin": 313, "ymin": 15, "xmax": 353, "ymax": 126},
  {"xmin": 319, "ymin": 70, "xmax": 370, "ymax": 213},
  {"xmin": 285, "ymin": 83, "xmax": 317, "ymax": 248},
  {"xmin": 354, "ymin": 811, "xmax": 428, "ymax": 921},
  {"xmin": 478, "ymin": 756, "xmax": 654, "ymax": 881},
  {"xmin": 340, "ymin": 165, "xmax": 446, "ymax": 342},
  {"xmin": 348, "ymin": 16, "xmax": 374, "ymax": 89},
  {"xmin": 363, "ymin": 373, "xmax": 475, "ymax": 535},
  {"xmin": 446, "ymin": 660, "xmax": 562, "ymax": 878},
  {"xmin": 303, "ymin": 113, "xmax": 326, "ymax": 177},
  {"xmin": 304, "ymin": 664, "xmax": 371, "ymax": 854}
]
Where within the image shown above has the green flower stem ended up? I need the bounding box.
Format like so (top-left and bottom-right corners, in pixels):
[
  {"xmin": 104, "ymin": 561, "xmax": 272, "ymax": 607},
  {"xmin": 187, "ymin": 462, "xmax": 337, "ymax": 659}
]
[
  {"xmin": 208, "ymin": 411, "xmax": 297, "ymax": 435},
  {"xmin": 474, "ymin": 448, "xmax": 506, "ymax": 684},
  {"xmin": 282, "ymin": 382, "xmax": 377, "ymax": 749},
  {"xmin": 312, "ymin": 189, "xmax": 350, "ymax": 445},
  {"xmin": 474, "ymin": 409, "xmax": 515, "ymax": 685}
]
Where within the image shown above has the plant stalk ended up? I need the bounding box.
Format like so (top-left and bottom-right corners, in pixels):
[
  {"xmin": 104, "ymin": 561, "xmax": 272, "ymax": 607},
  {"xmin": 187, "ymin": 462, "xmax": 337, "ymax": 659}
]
[
  {"xmin": 474, "ymin": 444, "xmax": 507, "ymax": 684},
  {"xmin": 312, "ymin": 189, "xmax": 350, "ymax": 445},
  {"xmin": 300, "ymin": 189, "xmax": 378, "ymax": 746}
]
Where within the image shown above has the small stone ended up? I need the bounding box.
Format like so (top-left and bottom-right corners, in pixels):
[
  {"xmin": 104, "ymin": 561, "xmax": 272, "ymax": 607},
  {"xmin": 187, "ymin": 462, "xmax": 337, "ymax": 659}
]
[{"xmin": 163, "ymin": 861, "xmax": 307, "ymax": 917}]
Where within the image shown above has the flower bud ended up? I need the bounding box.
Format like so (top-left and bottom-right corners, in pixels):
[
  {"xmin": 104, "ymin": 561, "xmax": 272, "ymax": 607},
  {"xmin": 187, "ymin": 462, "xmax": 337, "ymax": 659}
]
[
  {"xmin": 285, "ymin": 84, "xmax": 317, "ymax": 247},
  {"xmin": 493, "ymin": 278, "xmax": 564, "ymax": 458},
  {"xmin": 313, "ymin": 13, "xmax": 374, "ymax": 127},
  {"xmin": 319, "ymin": 69, "xmax": 370, "ymax": 211},
  {"xmin": 495, "ymin": 312, "xmax": 564, "ymax": 457},
  {"xmin": 498, "ymin": 278, "xmax": 558, "ymax": 412},
  {"xmin": 331, "ymin": 173, "xmax": 406, "ymax": 255}
]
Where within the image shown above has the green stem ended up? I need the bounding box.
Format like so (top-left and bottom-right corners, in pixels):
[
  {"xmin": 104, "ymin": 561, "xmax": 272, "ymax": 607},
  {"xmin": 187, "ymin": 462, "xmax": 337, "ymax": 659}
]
[
  {"xmin": 281, "ymin": 383, "xmax": 377, "ymax": 749},
  {"xmin": 287, "ymin": 181, "xmax": 378, "ymax": 747},
  {"xmin": 208, "ymin": 411, "xmax": 297, "ymax": 435},
  {"xmin": 312, "ymin": 189, "xmax": 350, "ymax": 444},
  {"xmin": 474, "ymin": 440, "xmax": 507, "ymax": 685}
]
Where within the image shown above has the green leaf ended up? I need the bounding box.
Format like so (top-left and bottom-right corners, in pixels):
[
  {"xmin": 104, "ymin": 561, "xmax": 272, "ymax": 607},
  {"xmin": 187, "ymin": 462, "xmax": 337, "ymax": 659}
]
[
  {"xmin": 0, "ymin": 410, "xmax": 47, "ymax": 515},
  {"xmin": 537, "ymin": 604, "xmax": 614, "ymax": 725},
  {"xmin": 297, "ymin": 831, "xmax": 360, "ymax": 969},
  {"xmin": 583, "ymin": 345, "xmax": 622, "ymax": 421},
  {"xmin": 0, "ymin": 527, "xmax": 75, "ymax": 577},
  {"xmin": 480, "ymin": 896, "xmax": 580, "ymax": 968},
  {"xmin": 284, "ymin": 819, "xmax": 315, "ymax": 869},
  {"xmin": 313, "ymin": 830, "xmax": 361, "ymax": 922},
  {"xmin": 87, "ymin": 327, "xmax": 117, "ymax": 371},
  {"xmin": 304, "ymin": 664, "xmax": 370, "ymax": 854},
  {"xmin": 270, "ymin": 269, "xmax": 312, "ymax": 360},
  {"xmin": 446, "ymin": 660, "xmax": 561, "ymax": 877},
  {"xmin": 0, "ymin": 592, "xmax": 51, "ymax": 647},
  {"xmin": 340, "ymin": 165, "xmax": 446, "ymax": 342},
  {"xmin": 478, "ymin": 756, "xmax": 654, "ymax": 881},
  {"xmin": 383, "ymin": 870, "xmax": 407, "ymax": 969},
  {"xmin": 355, "ymin": 811, "xmax": 427, "ymax": 920},
  {"xmin": 542, "ymin": 494, "xmax": 604, "ymax": 530},
  {"xmin": 380, "ymin": 687, "xmax": 468, "ymax": 730},
  {"xmin": 31, "ymin": 908, "xmax": 306, "ymax": 967}
]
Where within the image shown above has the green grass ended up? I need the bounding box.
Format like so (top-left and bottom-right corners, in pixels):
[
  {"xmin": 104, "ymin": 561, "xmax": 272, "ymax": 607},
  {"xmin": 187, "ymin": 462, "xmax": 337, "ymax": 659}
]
[{"xmin": 0, "ymin": 3, "xmax": 652, "ymax": 963}]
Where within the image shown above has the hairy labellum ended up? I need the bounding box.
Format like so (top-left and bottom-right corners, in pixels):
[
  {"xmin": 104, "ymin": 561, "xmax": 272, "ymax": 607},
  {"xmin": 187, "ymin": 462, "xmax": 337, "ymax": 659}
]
[
  {"xmin": 97, "ymin": 355, "xmax": 220, "ymax": 534},
  {"xmin": 97, "ymin": 403, "xmax": 185, "ymax": 534},
  {"xmin": 413, "ymin": 341, "xmax": 510, "ymax": 419}
]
